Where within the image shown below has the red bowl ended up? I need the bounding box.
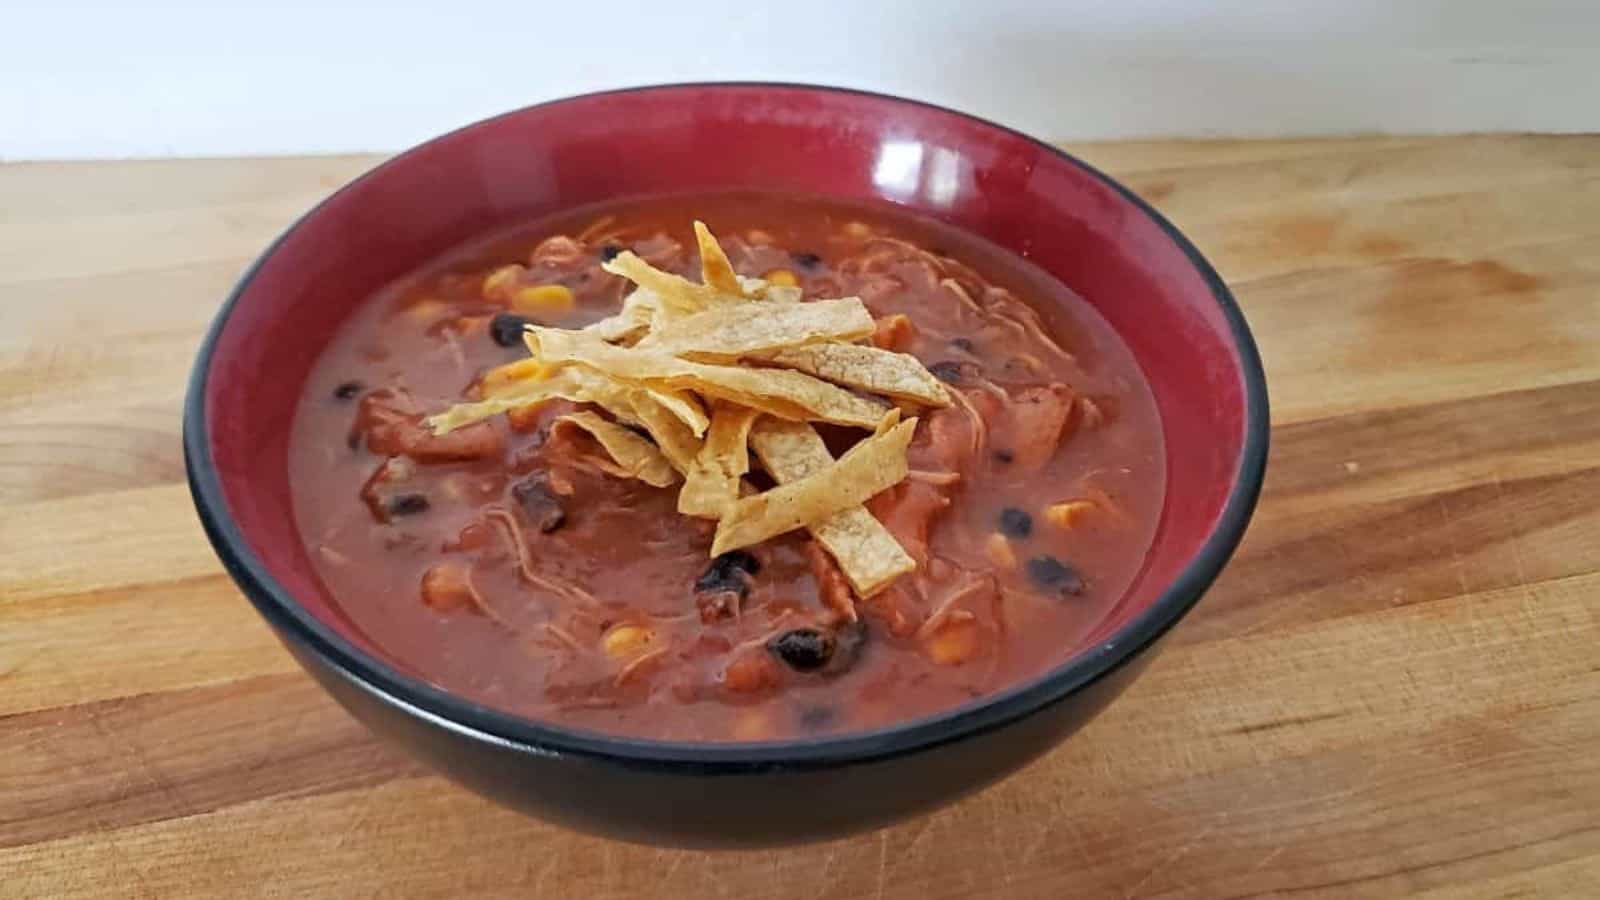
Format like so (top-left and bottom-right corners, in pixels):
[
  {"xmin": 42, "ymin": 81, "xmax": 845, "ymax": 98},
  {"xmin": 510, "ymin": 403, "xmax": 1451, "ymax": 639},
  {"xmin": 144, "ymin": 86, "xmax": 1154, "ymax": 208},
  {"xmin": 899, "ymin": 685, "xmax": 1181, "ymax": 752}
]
[{"xmin": 185, "ymin": 83, "xmax": 1267, "ymax": 847}]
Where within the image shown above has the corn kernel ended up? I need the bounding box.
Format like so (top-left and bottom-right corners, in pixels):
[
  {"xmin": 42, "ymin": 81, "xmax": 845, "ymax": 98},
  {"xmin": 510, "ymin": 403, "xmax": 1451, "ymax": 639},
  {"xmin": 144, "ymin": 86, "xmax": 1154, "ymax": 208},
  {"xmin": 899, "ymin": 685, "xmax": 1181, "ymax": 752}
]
[
  {"xmin": 601, "ymin": 623, "xmax": 655, "ymax": 659},
  {"xmin": 479, "ymin": 358, "xmax": 544, "ymax": 395},
  {"xmin": 481, "ymin": 264, "xmax": 525, "ymax": 300},
  {"xmin": 924, "ymin": 617, "xmax": 980, "ymax": 666},
  {"xmin": 842, "ymin": 221, "xmax": 872, "ymax": 238},
  {"xmin": 512, "ymin": 284, "xmax": 575, "ymax": 315},
  {"xmin": 985, "ymin": 533, "xmax": 1018, "ymax": 570},
  {"xmin": 761, "ymin": 268, "xmax": 799, "ymax": 288},
  {"xmin": 1043, "ymin": 500, "xmax": 1097, "ymax": 530}
]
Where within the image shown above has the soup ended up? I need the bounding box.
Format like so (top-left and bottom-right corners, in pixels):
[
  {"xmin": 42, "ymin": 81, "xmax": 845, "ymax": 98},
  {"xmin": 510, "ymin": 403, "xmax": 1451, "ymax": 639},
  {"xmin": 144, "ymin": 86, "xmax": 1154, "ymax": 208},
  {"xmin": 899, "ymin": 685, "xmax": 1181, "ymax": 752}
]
[{"xmin": 288, "ymin": 192, "xmax": 1165, "ymax": 742}]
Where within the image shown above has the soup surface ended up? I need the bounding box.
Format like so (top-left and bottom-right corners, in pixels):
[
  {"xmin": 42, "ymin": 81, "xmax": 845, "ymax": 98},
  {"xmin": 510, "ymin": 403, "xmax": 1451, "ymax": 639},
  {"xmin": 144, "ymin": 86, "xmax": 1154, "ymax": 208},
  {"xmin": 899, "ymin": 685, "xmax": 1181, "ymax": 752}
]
[{"xmin": 289, "ymin": 192, "xmax": 1165, "ymax": 741}]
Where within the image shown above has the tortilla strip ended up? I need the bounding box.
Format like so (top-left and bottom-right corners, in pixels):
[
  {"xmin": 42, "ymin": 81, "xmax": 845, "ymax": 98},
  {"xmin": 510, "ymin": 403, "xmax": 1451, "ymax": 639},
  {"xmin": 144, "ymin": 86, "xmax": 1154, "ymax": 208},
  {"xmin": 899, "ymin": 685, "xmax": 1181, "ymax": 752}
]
[
  {"xmin": 582, "ymin": 286, "xmax": 658, "ymax": 344},
  {"xmin": 426, "ymin": 393, "xmax": 542, "ymax": 434},
  {"xmin": 601, "ymin": 251, "xmax": 723, "ymax": 316},
  {"xmin": 553, "ymin": 411, "xmax": 677, "ymax": 488},
  {"xmin": 625, "ymin": 391, "xmax": 704, "ymax": 474},
  {"xmin": 677, "ymin": 404, "xmax": 760, "ymax": 519},
  {"xmin": 471, "ymin": 348, "xmax": 706, "ymax": 438},
  {"xmin": 748, "ymin": 419, "xmax": 915, "ymax": 597},
  {"xmin": 640, "ymin": 297, "xmax": 874, "ymax": 360},
  {"xmin": 429, "ymin": 366, "xmax": 639, "ymax": 434},
  {"xmin": 641, "ymin": 387, "xmax": 710, "ymax": 437},
  {"xmin": 432, "ymin": 365, "xmax": 699, "ymax": 474},
  {"xmin": 711, "ymin": 417, "xmax": 917, "ymax": 556},
  {"xmin": 762, "ymin": 342, "xmax": 951, "ymax": 407},
  {"xmin": 528, "ymin": 328, "xmax": 890, "ymax": 429},
  {"xmin": 694, "ymin": 221, "xmax": 745, "ymax": 297}
]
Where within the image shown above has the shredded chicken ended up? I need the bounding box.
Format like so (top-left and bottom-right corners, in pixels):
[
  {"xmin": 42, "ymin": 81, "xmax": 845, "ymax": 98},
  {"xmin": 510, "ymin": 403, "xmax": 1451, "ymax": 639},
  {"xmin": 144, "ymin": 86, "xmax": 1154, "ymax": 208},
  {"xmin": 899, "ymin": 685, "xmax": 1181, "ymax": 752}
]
[
  {"xmin": 940, "ymin": 278, "xmax": 986, "ymax": 317},
  {"xmin": 614, "ymin": 648, "xmax": 669, "ymax": 686},
  {"xmin": 941, "ymin": 389, "xmax": 988, "ymax": 459},
  {"xmin": 539, "ymin": 622, "xmax": 585, "ymax": 654},
  {"xmin": 575, "ymin": 215, "xmax": 617, "ymax": 244},
  {"xmin": 484, "ymin": 506, "xmax": 597, "ymax": 607},
  {"xmin": 728, "ymin": 612, "xmax": 803, "ymax": 654},
  {"xmin": 916, "ymin": 575, "xmax": 997, "ymax": 639},
  {"xmin": 859, "ymin": 583, "xmax": 921, "ymax": 637},
  {"xmin": 988, "ymin": 288, "xmax": 1074, "ymax": 364},
  {"xmin": 457, "ymin": 570, "xmax": 507, "ymax": 625}
]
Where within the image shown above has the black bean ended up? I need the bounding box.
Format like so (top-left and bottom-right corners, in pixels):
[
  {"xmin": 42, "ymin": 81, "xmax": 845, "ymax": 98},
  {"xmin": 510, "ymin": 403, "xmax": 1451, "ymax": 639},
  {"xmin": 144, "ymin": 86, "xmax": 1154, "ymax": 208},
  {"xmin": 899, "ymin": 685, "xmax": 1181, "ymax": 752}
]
[
  {"xmin": 489, "ymin": 312, "xmax": 533, "ymax": 347},
  {"xmin": 928, "ymin": 361, "xmax": 966, "ymax": 384},
  {"xmin": 949, "ymin": 337, "xmax": 976, "ymax": 352},
  {"xmin": 998, "ymin": 507, "xmax": 1033, "ymax": 539},
  {"xmin": 1026, "ymin": 556, "xmax": 1085, "ymax": 596},
  {"xmin": 694, "ymin": 552, "xmax": 759, "ymax": 620},
  {"xmin": 992, "ymin": 449, "xmax": 1015, "ymax": 464},
  {"xmin": 767, "ymin": 629, "xmax": 834, "ymax": 672},
  {"xmin": 695, "ymin": 550, "xmax": 760, "ymax": 593},
  {"xmin": 599, "ymin": 244, "xmax": 623, "ymax": 262},
  {"xmin": 384, "ymin": 493, "xmax": 430, "ymax": 517},
  {"xmin": 511, "ymin": 476, "xmax": 566, "ymax": 533},
  {"xmin": 332, "ymin": 380, "xmax": 364, "ymax": 400},
  {"xmin": 725, "ymin": 550, "xmax": 760, "ymax": 575},
  {"xmin": 791, "ymin": 251, "xmax": 823, "ymax": 270}
]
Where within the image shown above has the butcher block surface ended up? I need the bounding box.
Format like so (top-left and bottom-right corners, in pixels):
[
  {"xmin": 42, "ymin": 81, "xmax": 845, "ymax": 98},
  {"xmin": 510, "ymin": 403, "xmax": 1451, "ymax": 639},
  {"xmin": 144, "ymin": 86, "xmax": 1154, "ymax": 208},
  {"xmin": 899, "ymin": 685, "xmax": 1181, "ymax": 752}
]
[{"xmin": 2, "ymin": 135, "xmax": 1597, "ymax": 898}]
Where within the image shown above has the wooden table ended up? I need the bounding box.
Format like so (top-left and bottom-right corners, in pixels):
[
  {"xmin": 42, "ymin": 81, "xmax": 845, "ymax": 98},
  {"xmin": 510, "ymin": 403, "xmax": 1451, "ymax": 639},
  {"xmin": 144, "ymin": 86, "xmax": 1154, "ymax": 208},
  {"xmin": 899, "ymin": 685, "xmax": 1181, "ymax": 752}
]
[{"xmin": 3, "ymin": 136, "xmax": 1597, "ymax": 898}]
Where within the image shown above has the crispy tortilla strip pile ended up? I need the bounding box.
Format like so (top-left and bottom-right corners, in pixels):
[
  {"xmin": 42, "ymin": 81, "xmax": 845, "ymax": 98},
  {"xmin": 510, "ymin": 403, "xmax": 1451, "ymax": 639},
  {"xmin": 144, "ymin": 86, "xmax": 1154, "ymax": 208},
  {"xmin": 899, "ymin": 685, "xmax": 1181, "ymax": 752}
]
[{"xmin": 426, "ymin": 221, "xmax": 951, "ymax": 600}]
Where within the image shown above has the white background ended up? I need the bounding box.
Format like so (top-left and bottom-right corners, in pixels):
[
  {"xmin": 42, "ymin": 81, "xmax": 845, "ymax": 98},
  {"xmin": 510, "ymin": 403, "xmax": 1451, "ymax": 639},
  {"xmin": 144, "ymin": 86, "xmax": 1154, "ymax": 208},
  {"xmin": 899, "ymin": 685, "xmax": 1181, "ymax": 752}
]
[{"xmin": 3, "ymin": 0, "xmax": 1597, "ymax": 160}]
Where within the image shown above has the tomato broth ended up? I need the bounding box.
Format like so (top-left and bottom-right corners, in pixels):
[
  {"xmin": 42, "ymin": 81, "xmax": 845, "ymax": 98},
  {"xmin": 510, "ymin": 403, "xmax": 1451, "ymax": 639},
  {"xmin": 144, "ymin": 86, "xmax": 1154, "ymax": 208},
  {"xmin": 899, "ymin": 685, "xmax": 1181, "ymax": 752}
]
[{"xmin": 289, "ymin": 192, "xmax": 1165, "ymax": 742}]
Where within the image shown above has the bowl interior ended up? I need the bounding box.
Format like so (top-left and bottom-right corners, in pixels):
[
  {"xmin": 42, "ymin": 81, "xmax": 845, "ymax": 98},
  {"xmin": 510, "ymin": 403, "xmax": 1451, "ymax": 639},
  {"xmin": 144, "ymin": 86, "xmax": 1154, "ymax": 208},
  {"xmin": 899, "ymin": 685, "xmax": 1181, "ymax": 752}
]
[{"xmin": 198, "ymin": 84, "xmax": 1259, "ymax": 731}]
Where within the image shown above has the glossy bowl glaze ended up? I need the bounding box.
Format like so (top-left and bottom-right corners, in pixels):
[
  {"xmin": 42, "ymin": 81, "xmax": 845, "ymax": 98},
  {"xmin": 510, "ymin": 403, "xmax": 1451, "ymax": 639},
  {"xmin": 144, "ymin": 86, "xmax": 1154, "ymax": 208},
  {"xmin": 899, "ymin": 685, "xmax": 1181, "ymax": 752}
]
[{"xmin": 184, "ymin": 83, "xmax": 1268, "ymax": 848}]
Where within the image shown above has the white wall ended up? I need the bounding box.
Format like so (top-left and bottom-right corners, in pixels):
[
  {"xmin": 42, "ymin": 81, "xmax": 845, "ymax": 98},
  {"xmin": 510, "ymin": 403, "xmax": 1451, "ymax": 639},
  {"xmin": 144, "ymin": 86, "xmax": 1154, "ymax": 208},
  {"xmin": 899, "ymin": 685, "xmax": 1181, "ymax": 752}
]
[{"xmin": 3, "ymin": 0, "xmax": 1596, "ymax": 160}]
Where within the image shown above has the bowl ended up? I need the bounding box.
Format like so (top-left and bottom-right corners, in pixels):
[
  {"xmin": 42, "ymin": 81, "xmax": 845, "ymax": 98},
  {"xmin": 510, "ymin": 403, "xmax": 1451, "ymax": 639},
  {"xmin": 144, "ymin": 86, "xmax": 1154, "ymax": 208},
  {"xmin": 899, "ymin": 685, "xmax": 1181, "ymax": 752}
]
[{"xmin": 184, "ymin": 83, "xmax": 1268, "ymax": 848}]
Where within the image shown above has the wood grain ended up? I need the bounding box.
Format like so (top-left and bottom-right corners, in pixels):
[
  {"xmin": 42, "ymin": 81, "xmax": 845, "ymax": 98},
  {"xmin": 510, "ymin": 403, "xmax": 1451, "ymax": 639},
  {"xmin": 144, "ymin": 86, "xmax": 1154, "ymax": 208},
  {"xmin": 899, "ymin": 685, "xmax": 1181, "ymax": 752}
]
[{"xmin": 2, "ymin": 135, "xmax": 1597, "ymax": 898}]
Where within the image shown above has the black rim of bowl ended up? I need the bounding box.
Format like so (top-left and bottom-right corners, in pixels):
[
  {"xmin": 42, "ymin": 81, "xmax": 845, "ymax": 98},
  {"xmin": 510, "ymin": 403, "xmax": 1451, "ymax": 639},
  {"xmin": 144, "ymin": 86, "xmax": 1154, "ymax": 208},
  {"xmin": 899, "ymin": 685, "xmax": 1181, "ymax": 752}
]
[{"xmin": 183, "ymin": 82, "xmax": 1270, "ymax": 773}]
